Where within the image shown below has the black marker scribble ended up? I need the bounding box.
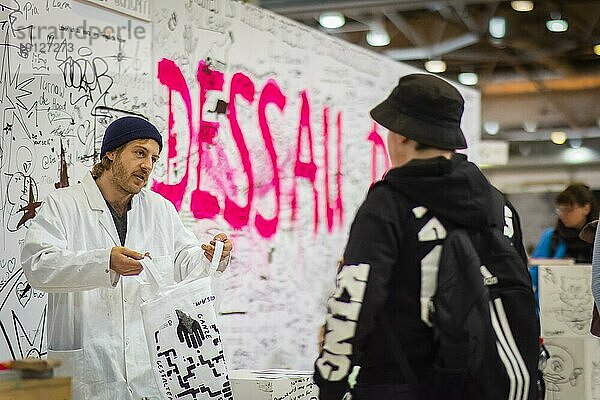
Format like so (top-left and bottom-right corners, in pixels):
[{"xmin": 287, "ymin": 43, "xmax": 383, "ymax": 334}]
[
  {"xmin": 54, "ymin": 140, "xmax": 69, "ymax": 188},
  {"xmin": 16, "ymin": 181, "xmax": 41, "ymax": 229}
]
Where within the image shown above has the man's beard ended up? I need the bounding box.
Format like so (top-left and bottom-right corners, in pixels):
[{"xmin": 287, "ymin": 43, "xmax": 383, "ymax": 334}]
[{"xmin": 111, "ymin": 157, "xmax": 146, "ymax": 195}]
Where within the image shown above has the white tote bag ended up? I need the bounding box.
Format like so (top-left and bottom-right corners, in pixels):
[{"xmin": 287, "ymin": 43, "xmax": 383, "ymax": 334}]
[{"xmin": 139, "ymin": 243, "xmax": 233, "ymax": 400}]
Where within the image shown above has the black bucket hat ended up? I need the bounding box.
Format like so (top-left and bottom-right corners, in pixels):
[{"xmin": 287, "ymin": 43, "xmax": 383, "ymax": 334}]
[{"xmin": 370, "ymin": 73, "xmax": 467, "ymax": 150}]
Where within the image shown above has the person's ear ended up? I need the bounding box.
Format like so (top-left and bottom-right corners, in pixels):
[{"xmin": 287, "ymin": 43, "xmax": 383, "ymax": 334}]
[
  {"xmin": 583, "ymin": 203, "xmax": 592, "ymax": 215},
  {"xmin": 396, "ymin": 134, "xmax": 411, "ymax": 145}
]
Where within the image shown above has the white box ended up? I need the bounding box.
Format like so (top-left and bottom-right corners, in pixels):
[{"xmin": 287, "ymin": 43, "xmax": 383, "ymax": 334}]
[{"xmin": 229, "ymin": 369, "xmax": 317, "ymax": 400}]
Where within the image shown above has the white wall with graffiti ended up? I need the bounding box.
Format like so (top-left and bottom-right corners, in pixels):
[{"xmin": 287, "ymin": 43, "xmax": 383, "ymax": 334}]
[{"xmin": 0, "ymin": 0, "xmax": 479, "ymax": 370}]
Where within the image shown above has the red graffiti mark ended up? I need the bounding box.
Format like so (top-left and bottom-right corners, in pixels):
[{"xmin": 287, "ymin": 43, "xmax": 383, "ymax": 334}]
[
  {"xmin": 291, "ymin": 91, "xmax": 319, "ymax": 233},
  {"xmin": 367, "ymin": 123, "xmax": 390, "ymax": 185},
  {"xmin": 223, "ymin": 72, "xmax": 255, "ymax": 229},
  {"xmin": 190, "ymin": 60, "xmax": 224, "ymax": 219},
  {"xmin": 323, "ymin": 108, "xmax": 344, "ymax": 232},
  {"xmin": 152, "ymin": 58, "xmax": 194, "ymax": 211},
  {"xmin": 255, "ymin": 80, "xmax": 285, "ymax": 238}
]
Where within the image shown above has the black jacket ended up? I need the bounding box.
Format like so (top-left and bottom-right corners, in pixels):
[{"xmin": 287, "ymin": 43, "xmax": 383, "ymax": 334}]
[{"xmin": 313, "ymin": 153, "xmax": 526, "ymax": 400}]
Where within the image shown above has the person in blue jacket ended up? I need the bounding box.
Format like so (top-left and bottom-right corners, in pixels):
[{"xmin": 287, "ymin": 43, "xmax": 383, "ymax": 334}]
[
  {"xmin": 529, "ymin": 183, "xmax": 598, "ymax": 308},
  {"xmin": 531, "ymin": 183, "xmax": 597, "ymax": 263}
]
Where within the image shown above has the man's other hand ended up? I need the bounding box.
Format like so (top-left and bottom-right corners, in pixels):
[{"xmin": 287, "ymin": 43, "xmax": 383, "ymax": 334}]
[
  {"xmin": 109, "ymin": 246, "xmax": 144, "ymax": 276},
  {"xmin": 200, "ymin": 233, "xmax": 232, "ymax": 262}
]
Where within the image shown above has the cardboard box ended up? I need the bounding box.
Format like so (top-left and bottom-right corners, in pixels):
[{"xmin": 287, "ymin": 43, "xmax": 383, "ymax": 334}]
[
  {"xmin": 0, "ymin": 377, "xmax": 71, "ymax": 400},
  {"xmin": 230, "ymin": 369, "xmax": 317, "ymax": 400}
]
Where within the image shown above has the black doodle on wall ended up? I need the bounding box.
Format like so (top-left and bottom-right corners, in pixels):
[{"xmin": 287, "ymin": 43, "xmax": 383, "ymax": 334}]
[
  {"xmin": 5, "ymin": 173, "xmax": 41, "ymax": 232},
  {"xmin": 0, "ymin": 0, "xmax": 158, "ymax": 364},
  {"xmin": 16, "ymin": 180, "xmax": 42, "ymax": 229},
  {"xmin": 54, "ymin": 139, "xmax": 69, "ymax": 188},
  {"xmin": 0, "ymin": 3, "xmax": 33, "ymax": 57},
  {"xmin": 56, "ymin": 41, "xmax": 114, "ymax": 108},
  {"xmin": 0, "ymin": 269, "xmax": 46, "ymax": 360}
]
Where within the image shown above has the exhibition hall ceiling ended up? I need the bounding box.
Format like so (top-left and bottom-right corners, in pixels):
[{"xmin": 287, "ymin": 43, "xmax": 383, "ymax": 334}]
[{"xmin": 259, "ymin": 0, "xmax": 600, "ymax": 164}]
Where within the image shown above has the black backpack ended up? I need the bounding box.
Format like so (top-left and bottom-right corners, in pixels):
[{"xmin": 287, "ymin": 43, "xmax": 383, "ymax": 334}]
[{"xmin": 385, "ymin": 188, "xmax": 541, "ymax": 400}]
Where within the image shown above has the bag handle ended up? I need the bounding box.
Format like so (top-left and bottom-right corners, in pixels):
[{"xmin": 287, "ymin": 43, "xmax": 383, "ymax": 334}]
[
  {"xmin": 210, "ymin": 239, "xmax": 224, "ymax": 273},
  {"xmin": 183, "ymin": 240, "xmax": 224, "ymax": 282},
  {"xmin": 136, "ymin": 258, "xmax": 166, "ymax": 293}
]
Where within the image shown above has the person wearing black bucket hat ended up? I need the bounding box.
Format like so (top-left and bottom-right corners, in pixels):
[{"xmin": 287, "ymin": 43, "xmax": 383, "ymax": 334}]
[
  {"xmin": 369, "ymin": 73, "xmax": 467, "ymax": 150},
  {"xmin": 21, "ymin": 116, "xmax": 233, "ymax": 400},
  {"xmin": 315, "ymin": 74, "xmax": 537, "ymax": 400}
]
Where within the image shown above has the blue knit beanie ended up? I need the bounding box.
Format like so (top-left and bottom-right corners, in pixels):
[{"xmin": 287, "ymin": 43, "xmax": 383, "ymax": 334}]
[{"xmin": 100, "ymin": 116, "xmax": 163, "ymax": 158}]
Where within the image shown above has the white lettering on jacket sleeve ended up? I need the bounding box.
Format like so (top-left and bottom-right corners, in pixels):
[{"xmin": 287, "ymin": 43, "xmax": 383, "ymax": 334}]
[
  {"xmin": 417, "ymin": 216, "xmax": 446, "ymax": 241},
  {"xmin": 503, "ymin": 205, "xmax": 514, "ymax": 238},
  {"xmin": 316, "ymin": 263, "xmax": 370, "ymax": 381},
  {"xmin": 414, "ymin": 207, "xmax": 447, "ymax": 326}
]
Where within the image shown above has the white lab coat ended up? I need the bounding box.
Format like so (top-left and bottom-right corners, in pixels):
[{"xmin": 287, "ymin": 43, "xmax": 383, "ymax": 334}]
[{"xmin": 21, "ymin": 172, "xmax": 226, "ymax": 400}]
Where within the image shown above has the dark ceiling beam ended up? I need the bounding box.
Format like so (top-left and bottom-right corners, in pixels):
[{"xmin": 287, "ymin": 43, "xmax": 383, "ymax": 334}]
[
  {"xmin": 384, "ymin": 33, "xmax": 479, "ymax": 60},
  {"xmin": 320, "ymin": 21, "xmax": 370, "ymax": 34},
  {"xmin": 505, "ymin": 38, "xmax": 577, "ymax": 76},
  {"xmin": 383, "ymin": 10, "xmax": 426, "ymax": 47},
  {"xmin": 439, "ymin": 2, "xmax": 480, "ymax": 33},
  {"xmin": 490, "ymin": 58, "xmax": 586, "ymax": 128},
  {"xmin": 487, "ymin": 45, "xmax": 583, "ymax": 128}
]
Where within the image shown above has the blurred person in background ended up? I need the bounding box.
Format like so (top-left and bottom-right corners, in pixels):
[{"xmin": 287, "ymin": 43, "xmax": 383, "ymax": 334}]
[
  {"xmin": 530, "ymin": 183, "xmax": 598, "ymax": 340},
  {"xmin": 531, "ymin": 182, "xmax": 597, "ymax": 263}
]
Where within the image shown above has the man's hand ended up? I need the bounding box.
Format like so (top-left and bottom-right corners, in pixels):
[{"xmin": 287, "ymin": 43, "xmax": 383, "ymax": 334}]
[
  {"xmin": 201, "ymin": 233, "xmax": 232, "ymax": 262},
  {"xmin": 109, "ymin": 246, "xmax": 144, "ymax": 276}
]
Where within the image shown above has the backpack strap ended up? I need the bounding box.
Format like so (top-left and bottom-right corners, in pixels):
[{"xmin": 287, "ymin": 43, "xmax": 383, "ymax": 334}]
[
  {"xmin": 488, "ymin": 187, "xmax": 506, "ymax": 230},
  {"xmin": 378, "ymin": 312, "xmax": 418, "ymax": 386}
]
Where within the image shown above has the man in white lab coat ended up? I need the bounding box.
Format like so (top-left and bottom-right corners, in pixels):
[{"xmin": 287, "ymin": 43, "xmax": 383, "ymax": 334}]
[{"xmin": 21, "ymin": 116, "xmax": 233, "ymax": 400}]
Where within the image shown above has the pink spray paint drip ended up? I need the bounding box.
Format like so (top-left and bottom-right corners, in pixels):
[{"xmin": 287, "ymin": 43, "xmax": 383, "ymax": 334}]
[
  {"xmin": 322, "ymin": 108, "xmax": 344, "ymax": 232},
  {"xmin": 291, "ymin": 91, "xmax": 319, "ymax": 234},
  {"xmin": 255, "ymin": 79, "xmax": 285, "ymax": 238},
  {"xmin": 152, "ymin": 58, "xmax": 194, "ymax": 211},
  {"xmin": 367, "ymin": 123, "xmax": 390, "ymax": 185},
  {"xmin": 190, "ymin": 60, "xmax": 224, "ymax": 219},
  {"xmin": 223, "ymin": 72, "xmax": 255, "ymax": 229},
  {"xmin": 325, "ymin": 109, "xmax": 344, "ymax": 232},
  {"xmin": 335, "ymin": 112, "xmax": 344, "ymax": 229}
]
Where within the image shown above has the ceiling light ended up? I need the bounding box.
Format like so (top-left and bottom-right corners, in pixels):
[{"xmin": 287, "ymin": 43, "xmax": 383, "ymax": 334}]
[
  {"xmin": 550, "ymin": 131, "xmax": 567, "ymax": 144},
  {"xmin": 594, "ymin": 44, "xmax": 600, "ymax": 56},
  {"xmin": 366, "ymin": 29, "xmax": 390, "ymax": 46},
  {"xmin": 489, "ymin": 16, "xmax": 506, "ymax": 39},
  {"xmin": 511, "ymin": 1, "xmax": 534, "ymax": 12},
  {"xmin": 424, "ymin": 60, "xmax": 446, "ymax": 73},
  {"xmin": 318, "ymin": 12, "xmax": 345, "ymax": 29},
  {"xmin": 562, "ymin": 147, "xmax": 595, "ymax": 164},
  {"xmin": 458, "ymin": 72, "xmax": 478, "ymax": 85},
  {"xmin": 523, "ymin": 120, "xmax": 538, "ymax": 133},
  {"xmin": 546, "ymin": 15, "xmax": 568, "ymax": 33},
  {"xmin": 483, "ymin": 121, "xmax": 500, "ymax": 135},
  {"xmin": 568, "ymin": 138, "xmax": 582, "ymax": 149}
]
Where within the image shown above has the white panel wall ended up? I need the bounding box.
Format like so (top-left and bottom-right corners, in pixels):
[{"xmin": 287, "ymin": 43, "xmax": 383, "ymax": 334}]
[{"xmin": 0, "ymin": 0, "xmax": 479, "ymax": 371}]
